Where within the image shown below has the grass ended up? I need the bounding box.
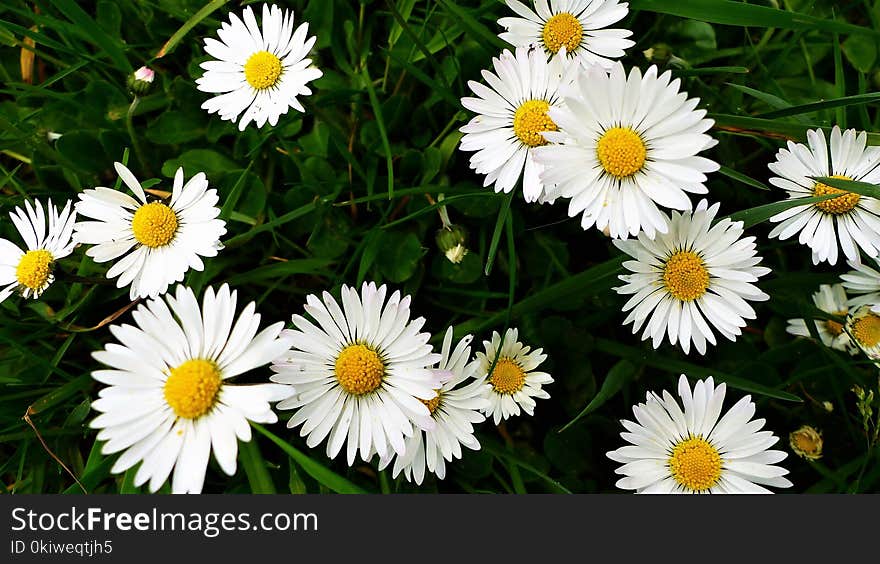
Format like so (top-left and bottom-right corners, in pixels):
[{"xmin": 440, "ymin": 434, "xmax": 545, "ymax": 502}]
[{"xmin": 0, "ymin": 0, "xmax": 879, "ymax": 494}]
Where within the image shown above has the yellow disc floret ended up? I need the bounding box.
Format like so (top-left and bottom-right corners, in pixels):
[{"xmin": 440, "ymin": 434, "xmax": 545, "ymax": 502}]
[
  {"xmin": 663, "ymin": 251, "xmax": 710, "ymax": 302},
  {"xmin": 851, "ymin": 311, "xmax": 880, "ymax": 348},
  {"xmin": 668, "ymin": 436, "xmax": 722, "ymax": 492},
  {"xmin": 131, "ymin": 202, "xmax": 178, "ymax": 248},
  {"xmin": 164, "ymin": 359, "xmax": 222, "ymax": 419},
  {"xmin": 489, "ymin": 358, "xmax": 526, "ymax": 394},
  {"xmin": 813, "ymin": 174, "xmax": 859, "ymax": 215},
  {"xmin": 513, "ymin": 99, "xmax": 557, "ymax": 148},
  {"xmin": 541, "ymin": 12, "xmax": 583, "ymax": 54},
  {"xmin": 421, "ymin": 389, "xmax": 442, "ymax": 415},
  {"xmin": 244, "ymin": 50, "xmax": 283, "ymax": 90},
  {"xmin": 335, "ymin": 344, "xmax": 384, "ymax": 395},
  {"xmin": 596, "ymin": 127, "xmax": 647, "ymax": 178},
  {"xmin": 15, "ymin": 249, "xmax": 53, "ymax": 291}
]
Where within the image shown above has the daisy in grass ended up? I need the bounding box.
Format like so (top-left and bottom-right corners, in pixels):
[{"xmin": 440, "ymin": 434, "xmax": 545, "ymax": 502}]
[
  {"xmin": 614, "ymin": 199, "xmax": 770, "ymax": 355},
  {"xmin": 498, "ymin": 0, "xmax": 634, "ymax": 68},
  {"xmin": 476, "ymin": 327, "xmax": 553, "ymax": 425},
  {"xmin": 379, "ymin": 327, "xmax": 489, "ymax": 485},
  {"xmin": 196, "ymin": 3, "xmax": 323, "ymax": 131},
  {"xmin": 0, "ymin": 199, "xmax": 75, "ymax": 303},
  {"xmin": 608, "ymin": 375, "xmax": 793, "ymax": 494},
  {"xmin": 270, "ymin": 282, "xmax": 443, "ymax": 466},
  {"xmin": 458, "ymin": 46, "xmax": 579, "ymax": 202},
  {"xmin": 89, "ymin": 284, "xmax": 292, "ymax": 494},
  {"xmin": 768, "ymin": 126, "xmax": 880, "ymax": 265},
  {"xmin": 73, "ymin": 162, "xmax": 226, "ymax": 300},
  {"xmin": 845, "ymin": 304, "xmax": 880, "ymax": 360},
  {"xmin": 841, "ymin": 257, "xmax": 880, "ymax": 309},
  {"xmin": 533, "ymin": 62, "xmax": 719, "ymax": 239},
  {"xmin": 786, "ymin": 284, "xmax": 856, "ymax": 355}
]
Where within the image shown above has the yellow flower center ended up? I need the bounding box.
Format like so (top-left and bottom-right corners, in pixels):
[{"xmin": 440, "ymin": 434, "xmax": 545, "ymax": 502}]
[
  {"xmin": 15, "ymin": 249, "xmax": 53, "ymax": 291},
  {"xmin": 541, "ymin": 12, "xmax": 583, "ymax": 54},
  {"xmin": 824, "ymin": 310, "xmax": 847, "ymax": 337},
  {"xmin": 489, "ymin": 358, "xmax": 526, "ymax": 394},
  {"xmin": 335, "ymin": 344, "xmax": 384, "ymax": 395},
  {"xmin": 244, "ymin": 50, "xmax": 283, "ymax": 90},
  {"xmin": 131, "ymin": 202, "xmax": 178, "ymax": 248},
  {"xmin": 813, "ymin": 174, "xmax": 859, "ymax": 215},
  {"xmin": 789, "ymin": 426, "xmax": 823, "ymax": 460},
  {"xmin": 163, "ymin": 359, "xmax": 222, "ymax": 419},
  {"xmin": 851, "ymin": 312, "xmax": 880, "ymax": 348},
  {"xmin": 420, "ymin": 389, "xmax": 442, "ymax": 415},
  {"xmin": 663, "ymin": 251, "xmax": 710, "ymax": 302},
  {"xmin": 513, "ymin": 99, "xmax": 557, "ymax": 148},
  {"xmin": 668, "ymin": 436, "xmax": 722, "ymax": 492},
  {"xmin": 596, "ymin": 127, "xmax": 648, "ymax": 178}
]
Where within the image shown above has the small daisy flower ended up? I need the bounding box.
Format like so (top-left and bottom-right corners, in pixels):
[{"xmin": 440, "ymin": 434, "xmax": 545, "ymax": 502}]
[
  {"xmin": 271, "ymin": 282, "xmax": 443, "ymax": 466},
  {"xmin": 0, "ymin": 199, "xmax": 75, "ymax": 302},
  {"xmin": 498, "ymin": 0, "xmax": 634, "ymax": 69},
  {"xmin": 476, "ymin": 327, "xmax": 553, "ymax": 425},
  {"xmin": 786, "ymin": 284, "xmax": 856, "ymax": 355},
  {"xmin": 196, "ymin": 3, "xmax": 323, "ymax": 131},
  {"xmin": 607, "ymin": 375, "xmax": 793, "ymax": 494},
  {"xmin": 845, "ymin": 304, "xmax": 880, "ymax": 360},
  {"xmin": 614, "ymin": 200, "xmax": 770, "ymax": 355},
  {"xmin": 73, "ymin": 162, "xmax": 226, "ymax": 299},
  {"xmin": 768, "ymin": 126, "xmax": 880, "ymax": 265},
  {"xmin": 459, "ymin": 47, "xmax": 579, "ymax": 202},
  {"xmin": 533, "ymin": 62, "xmax": 719, "ymax": 239},
  {"xmin": 841, "ymin": 256, "xmax": 880, "ymax": 309},
  {"xmin": 789, "ymin": 425, "xmax": 823, "ymax": 461},
  {"xmin": 89, "ymin": 284, "xmax": 292, "ymax": 494},
  {"xmin": 379, "ymin": 327, "xmax": 489, "ymax": 485}
]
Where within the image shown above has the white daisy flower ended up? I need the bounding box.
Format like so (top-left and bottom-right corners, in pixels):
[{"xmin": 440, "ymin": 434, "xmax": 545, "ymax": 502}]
[
  {"xmin": 73, "ymin": 162, "xmax": 226, "ymax": 299},
  {"xmin": 378, "ymin": 327, "xmax": 489, "ymax": 485},
  {"xmin": 270, "ymin": 282, "xmax": 443, "ymax": 466},
  {"xmin": 845, "ymin": 304, "xmax": 880, "ymax": 360},
  {"xmin": 458, "ymin": 46, "xmax": 579, "ymax": 202},
  {"xmin": 88, "ymin": 284, "xmax": 292, "ymax": 494},
  {"xmin": 841, "ymin": 256, "xmax": 880, "ymax": 309},
  {"xmin": 607, "ymin": 375, "xmax": 793, "ymax": 494},
  {"xmin": 196, "ymin": 3, "xmax": 323, "ymax": 131},
  {"xmin": 533, "ymin": 62, "xmax": 720, "ymax": 239},
  {"xmin": 614, "ymin": 199, "xmax": 770, "ymax": 355},
  {"xmin": 0, "ymin": 199, "xmax": 75, "ymax": 302},
  {"xmin": 767, "ymin": 126, "xmax": 880, "ymax": 266},
  {"xmin": 476, "ymin": 327, "xmax": 553, "ymax": 425},
  {"xmin": 786, "ymin": 284, "xmax": 856, "ymax": 355},
  {"xmin": 498, "ymin": 0, "xmax": 634, "ymax": 69}
]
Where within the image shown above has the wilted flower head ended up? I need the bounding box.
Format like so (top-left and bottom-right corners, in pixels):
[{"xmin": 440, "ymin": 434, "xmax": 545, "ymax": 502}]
[{"xmin": 789, "ymin": 425, "xmax": 823, "ymax": 460}]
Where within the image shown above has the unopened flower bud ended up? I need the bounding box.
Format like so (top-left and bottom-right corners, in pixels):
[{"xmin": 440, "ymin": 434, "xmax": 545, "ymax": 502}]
[
  {"xmin": 643, "ymin": 43, "xmax": 673, "ymax": 64},
  {"xmin": 128, "ymin": 66, "xmax": 155, "ymax": 95},
  {"xmin": 789, "ymin": 425, "xmax": 823, "ymax": 460},
  {"xmin": 822, "ymin": 400, "xmax": 833, "ymax": 413},
  {"xmin": 436, "ymin": 224, "xmax": 468, "ymax": 264}
]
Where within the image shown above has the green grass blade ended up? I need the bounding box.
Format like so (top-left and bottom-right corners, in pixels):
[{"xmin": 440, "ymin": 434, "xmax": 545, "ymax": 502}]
[
  {"xmin": 48, "ymin": 0, "xmax": 130, "ymax": 70},
  {"xmin": 560, "ymin": 360, "xmax": 636, "ymax": 432},
  {"xmin": 155, "ymin": 0, "xmax": 229, "ymax": 58}
]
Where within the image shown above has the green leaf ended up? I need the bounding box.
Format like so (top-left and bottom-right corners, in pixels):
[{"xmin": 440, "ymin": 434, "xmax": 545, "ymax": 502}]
[
  {"xmin": 725, "ymin": 194, "xmax": 841, "ymax": 228},
  {"xmin": 813, "ymin": 176, "xmax": 880, "ymax": 199},
  {"xmin": 842, "ymin": 35, "xmax": 878, "ymax": 73},
  {"xmin": 756, "ymin": 92, "xmax": 880, "ymax": 120},
  {"xmin": 560, "ymin": 360, "xmax": 636, "ymax": 432},
  {"xmin": 155, "ymin": 0, "xmax": 230, "ymax": 58},
  {"xmin": 484, "ymin": 192, "xmax": 513, "ymax": 276},
  {"xmin": 238, "ymin": 439, "xmax": 276, "ymax": 494},
  {"xmin": 376, "ymin": 231, "xmax": 424, "ymax": 283},
  {"xmin": 161, "ymin": 149, "xmax": 238, "ymax": 177},
  {"xmin": 48, "ymin": 0, "xmax": 131, "ymax": 70},
  {"xmin": 146, "ymin": 111, "xmax": 207, "ymax": 145},
  {"xmin": 435, "ymin": 0, "xmax": 507, "ymax": 51}
]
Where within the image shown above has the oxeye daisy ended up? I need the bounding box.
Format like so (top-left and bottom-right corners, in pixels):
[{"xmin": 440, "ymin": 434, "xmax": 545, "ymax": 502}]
[
  {"xmin": 88, "ymin": 284, "xmax": 292, "ymax": 494},
  {"xmin": 0, "ymin": 199, "xmax": 75, "ymax": 303},
  {"xmin": 786, "ymin": 284, "xmax": 856, "ymax": 355},
  {"xmin": 533, "ymin": 62, "xmax": 719, "ymax": 239},
  {"xmin": 270, "ymin": 282, "xmax": 443, "ymax": 466},
  {"xmin": 841, "ymin": 256, "xmax": 880, "ymax": 309},
  {"xmin": 73, "ymin": 162, "xmax": 226, "ymax": 299},
  {"xmin": 378, "ymin": 327, "xmax": 489, "ymax": 485},
  {"xmin": 614, "ymin": 199, "xmax": 770, "ymax": 355},
  {"xmin": 196, "ymin": 3, "xmax": 323, "ymax": 131},
  {"xmin": 845, "ymin": 304, "xmax": 880, "ymax": 360},
  {"xmin": 607, "ymin": 375, "xmax": 793, "ymax": 494},
  {"xmin": 768, "ymin": 126, "xmax": 880, "ymax": 265},
  {"xmin": 476, "ymin": 327, "xmax": 553, "ymax": 425},
  {"xmin": 458, "ymin": 46, "xmax": 579, "ymax": 202},
  {"xmin": 498, "ymin": 0, "xmax": 634, "ymax": 68}
]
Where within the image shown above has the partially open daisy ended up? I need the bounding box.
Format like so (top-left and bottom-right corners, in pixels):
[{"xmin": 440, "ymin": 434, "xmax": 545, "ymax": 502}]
[
  {"xmin": 0, "ymin": 199, "xmax": 75, "ymax": 303},
  {"xmin": 73, "ymin": 162, "xmax": 226, "ymax": 299},
  {"xmin": 196, "ymin": 3, "xmax": 323, "ymax": 131},
  {"xmin": 89, "ymin": 284, "xmax": 292, "ymax": 494},
  {"xmin": 533, "ymin": 63, "xmax": 719, "ymax": 239},
  {"xmin": 768, "ymin": 126, "xmax": 880, "ymax": 265},
  {"xmin": 379, "ymin": 327, "xmax": 488, "ymax": 485},
  {"xmin": 476, "ymin": 327, "xmax": 553, "ymax": 425},
  {"xmin": 845, "ymin": 304, "xmax": 880, "ymax": 360},
  {"xmin": 786, "ymin": 284, "xmax": 856, "ymax": 355},
  {"xmin": 498, "ymin": 0, "xmax": 634, "ymax": 68},
  {"xmin": 459, "ymin": 47, "xmax": 578, "ymax": 202},
  {"xmin": 608, "ymin": 375, "xmax": 793, "ymax": 494},
  {"xmin": 841, "ymin": 257, "xmax": 880, "ymax": 309},
  {"xmin": 271, "ymin": 282, "xmax": 442, "ymax": 466},
  {"xmin": 615, "ymin": 200, "xmax": 770, "ymax": 355}
]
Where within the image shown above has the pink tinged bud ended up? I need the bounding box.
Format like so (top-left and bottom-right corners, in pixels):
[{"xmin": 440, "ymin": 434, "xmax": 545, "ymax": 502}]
[{"xmin": 134, "ymin": 66, "xmax": 155, "ymax": 83}]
